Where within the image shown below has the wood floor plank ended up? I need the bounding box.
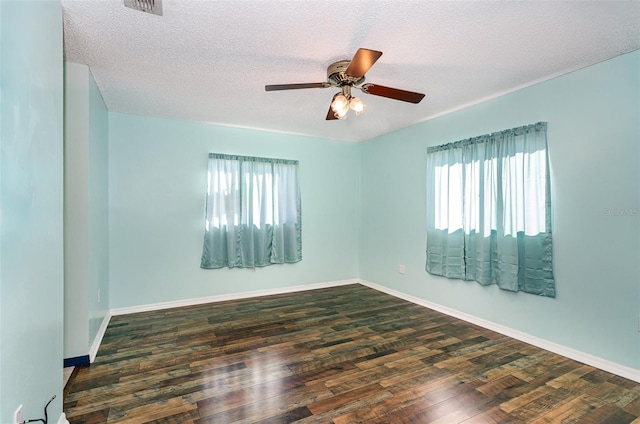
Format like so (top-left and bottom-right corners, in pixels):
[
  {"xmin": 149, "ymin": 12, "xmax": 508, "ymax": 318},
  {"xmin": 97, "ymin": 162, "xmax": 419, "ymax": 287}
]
[
  {"xmin": 461, "ymin": 406, "xmax": 524, "ymax": 424},
  {"xmin": 63, "ymin": 284, "xmax": 640, "ymax": 423},
  {"xmin": 574, "ymin": 402, "xmax": 637, "ymax": 424},
  {"xmin": 527, "ymin": 394, "xmax": 606, "ymax": 424},
  {"xmin": 197, "ymin": 381, "xmax": 331, "ymax": 422}
]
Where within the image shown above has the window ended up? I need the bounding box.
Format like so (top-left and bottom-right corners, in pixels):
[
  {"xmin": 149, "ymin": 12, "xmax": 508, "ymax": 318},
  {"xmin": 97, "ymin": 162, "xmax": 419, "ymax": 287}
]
[
  {"xmin": 426, "ymin": 122, "xmax": 555, "ymax": 296},
  {"xmin": 201, "ymin": 154, "xmax": 301, "ymax": 269}
]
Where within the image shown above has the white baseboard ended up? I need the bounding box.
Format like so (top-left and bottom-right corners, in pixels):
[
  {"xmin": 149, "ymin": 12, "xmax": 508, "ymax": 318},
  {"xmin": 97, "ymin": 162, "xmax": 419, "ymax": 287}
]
[
  {"xmin": 110, "ymin": 278, "xmax": 358, "ymax": 316},
  {"xmin": 57, "ymin": 412, "xmax": 70, "ymax": 424},
  {"xmin": 89, "ymin": 312, "xmax": 111, "ymax": 363},
  {"xmin": 359, "ymin": 279, "xmax": 640, "ymax": 383}
]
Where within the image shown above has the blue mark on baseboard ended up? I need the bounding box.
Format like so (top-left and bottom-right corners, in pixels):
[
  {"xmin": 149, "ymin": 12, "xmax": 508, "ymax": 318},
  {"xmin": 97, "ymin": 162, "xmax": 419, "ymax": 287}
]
[{"xmin": 64, "ymin": 355, "xmax": 90, "ymax": 367}]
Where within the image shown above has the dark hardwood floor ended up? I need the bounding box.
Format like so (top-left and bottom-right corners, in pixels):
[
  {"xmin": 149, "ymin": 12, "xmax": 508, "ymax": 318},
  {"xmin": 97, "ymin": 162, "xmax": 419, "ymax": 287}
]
[{"xmin": 64, "ymin": 284, "xmax": 640, "ymax": 423}]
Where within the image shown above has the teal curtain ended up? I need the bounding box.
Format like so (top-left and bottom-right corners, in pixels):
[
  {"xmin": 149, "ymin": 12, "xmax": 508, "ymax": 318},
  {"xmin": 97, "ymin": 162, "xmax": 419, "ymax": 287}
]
[
  {"xmin": 426, "ymin": 122, "xmax": 555, "ymax": 297},
  {"xmin": 201, "ymin": 154, "xmax": 302, "ymax": 269}
]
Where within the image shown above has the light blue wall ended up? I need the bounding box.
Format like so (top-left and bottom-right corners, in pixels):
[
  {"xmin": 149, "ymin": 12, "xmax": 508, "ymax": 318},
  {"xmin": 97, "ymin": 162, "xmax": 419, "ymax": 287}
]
[
  {"xmin": 0, "ymin": 0, "xmax": 64, "ymax": 421},
  {"xmin": 108, "ymin": 113, "xmax": 361, "ymax": 308},
  {"xmin": 87, "ymin": 67, "xmax": 109, "ymax": 351},
  {"xmin": 63, "ymin": 62, "xmax": 109, "ymax": 360},
  {"xmin": 63, "ymin": 62, "xmax": 90, "ymax": 359},
  {"xmin": 360, "ymin": 51, "xmax": 640, "ymax": 371}
]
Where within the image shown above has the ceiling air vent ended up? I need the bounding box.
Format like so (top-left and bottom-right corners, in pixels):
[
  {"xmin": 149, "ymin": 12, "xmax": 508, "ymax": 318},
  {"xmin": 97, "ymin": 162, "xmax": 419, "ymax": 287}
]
[{"xmin": 124, "ymin": 0, "xmax": 162, "ymax": 16}]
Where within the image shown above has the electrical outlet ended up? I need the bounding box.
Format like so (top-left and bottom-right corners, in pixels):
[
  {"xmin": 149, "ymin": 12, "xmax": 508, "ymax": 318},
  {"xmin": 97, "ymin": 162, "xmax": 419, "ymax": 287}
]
[
  {"xmin": 13, "ymin": 404, "xmax": 23, "ymax": 424},
  {"xmin": 398, "ymin": 264, "xmax": 406, "ymax": 274}
]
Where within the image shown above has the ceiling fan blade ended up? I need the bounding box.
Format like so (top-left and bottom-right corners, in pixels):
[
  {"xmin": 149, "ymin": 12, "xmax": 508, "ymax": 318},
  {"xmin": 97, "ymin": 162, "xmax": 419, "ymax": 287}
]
[
  {"xmin": 326, "ymin": 105, "xmax": 338, "ymax": 120},
  {"xmin": 360, "ymin": 83, "xmax": 425, "ymax": 104},
  {"xmin": 345, "ymin": 48, "xmax": 383, "ymax": 79},
  {"xmin": 326, "ymin": 96, "xmax": 338, "ymax": 120},
  {"xmin": 265, "ymin": 82, "xmax": 329, "ymax": 91}
]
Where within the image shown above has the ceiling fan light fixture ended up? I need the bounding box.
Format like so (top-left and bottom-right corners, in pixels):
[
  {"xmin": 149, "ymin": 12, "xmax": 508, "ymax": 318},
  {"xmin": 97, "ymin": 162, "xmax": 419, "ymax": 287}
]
[
  {"xmin": 349, "ymin": 97, "xmax": 365, "ymax": 115},
  {"xmin": 331, "ymin": 92, "xmax": 366, "ymax": 119},
  {"xmin": 331, "ymin": 93, "xmax": 350, "ymax": 119},
  {"xmin": 334, "ymin": 106, "xmax": 348, "ymax": 119},
  {"xmin": 331, "ymin": 94, "xmax": 348, "ymax": 112}
]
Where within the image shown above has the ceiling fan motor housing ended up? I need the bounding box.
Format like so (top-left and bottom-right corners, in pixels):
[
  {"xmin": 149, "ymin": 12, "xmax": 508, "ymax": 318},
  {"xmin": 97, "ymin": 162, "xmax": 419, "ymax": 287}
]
[{"xmin": 327, "ymin": 60, "xmax": 365, "ymax": 87}]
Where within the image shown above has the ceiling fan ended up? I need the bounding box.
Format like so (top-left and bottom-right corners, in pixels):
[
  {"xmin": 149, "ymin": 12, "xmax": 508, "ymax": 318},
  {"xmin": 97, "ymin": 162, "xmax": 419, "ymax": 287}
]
[{"xmin": 265, "ymin": 48, "xmax": 426, "ymax": 120}]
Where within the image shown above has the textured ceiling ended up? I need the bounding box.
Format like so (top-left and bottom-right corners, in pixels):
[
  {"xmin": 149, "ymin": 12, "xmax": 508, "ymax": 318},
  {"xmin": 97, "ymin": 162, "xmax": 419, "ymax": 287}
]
[{"xmin": 62, "ymin": 0, "xmax": 640, "ymax": 142}]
